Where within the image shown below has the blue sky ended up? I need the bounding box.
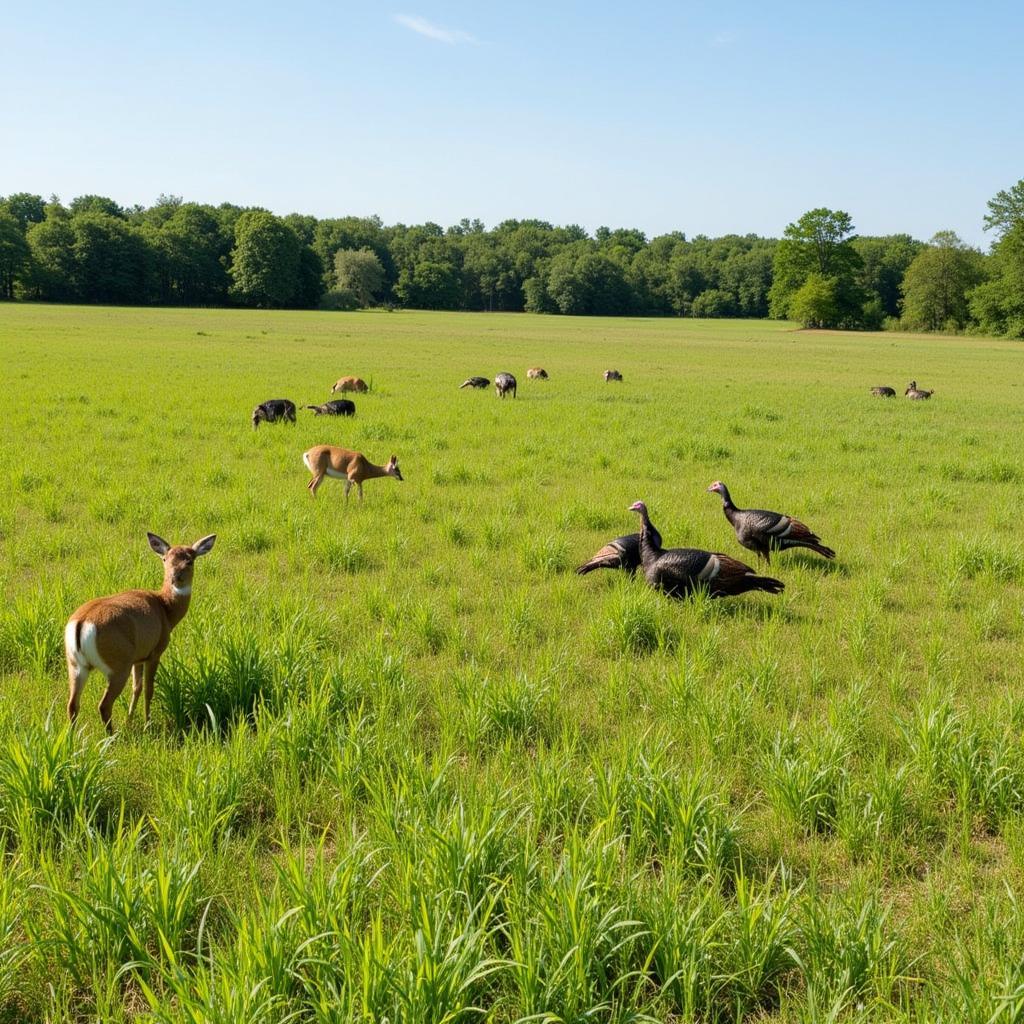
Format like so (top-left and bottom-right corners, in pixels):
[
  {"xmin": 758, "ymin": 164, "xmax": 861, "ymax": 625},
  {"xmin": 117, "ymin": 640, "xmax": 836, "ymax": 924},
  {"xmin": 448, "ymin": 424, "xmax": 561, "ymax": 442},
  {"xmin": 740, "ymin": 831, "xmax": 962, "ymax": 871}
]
[{"xmin": 3, "ymin": 1, "xmax": 1021, "ymax": 245}]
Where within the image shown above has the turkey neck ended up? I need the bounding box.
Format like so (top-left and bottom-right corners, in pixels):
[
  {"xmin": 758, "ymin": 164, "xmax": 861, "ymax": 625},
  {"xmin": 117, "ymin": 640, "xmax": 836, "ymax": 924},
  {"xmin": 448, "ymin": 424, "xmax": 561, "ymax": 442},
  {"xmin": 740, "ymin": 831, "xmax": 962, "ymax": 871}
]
[
  {"xmin": 637, "ymin": 509, "xmax": 663, "ymax": 566},
  {"xmin": 717, "ymin": 485, "xmax": 740, "ymax": 524}
]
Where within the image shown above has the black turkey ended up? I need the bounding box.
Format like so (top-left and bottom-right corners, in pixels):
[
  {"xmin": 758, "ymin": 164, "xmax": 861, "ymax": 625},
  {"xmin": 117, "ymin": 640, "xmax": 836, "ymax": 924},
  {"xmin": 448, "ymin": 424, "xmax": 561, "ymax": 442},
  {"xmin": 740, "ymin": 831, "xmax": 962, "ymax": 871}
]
[
  {"xmin": 576, "ymin": 519, "xmax": 662, "ymax": 576},
  {"xmin": 905, "ymin": 381, "xmax": 934, "ymax": 399},
  {"xmin": 630, "ymin": 501, "xmax": 784, "ymax": 599},
  {"xmin": 305, "ymin": 399, "xmax": 355, "ymax": 416},
  {"xmin": 706, "ymin": 481, "xmax": 835, "ymax": 564},
  {"xmin": 870, "ymin": 386, "xmax": 896, "ymax": 397}
]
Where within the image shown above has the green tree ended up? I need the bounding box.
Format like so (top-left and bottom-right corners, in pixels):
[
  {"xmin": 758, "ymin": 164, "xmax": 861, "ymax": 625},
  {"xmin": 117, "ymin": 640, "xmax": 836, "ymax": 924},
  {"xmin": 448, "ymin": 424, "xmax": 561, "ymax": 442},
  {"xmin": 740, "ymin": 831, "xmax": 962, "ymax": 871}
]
[
  {"xmin": 0, "ymin": 193, "xmax": 45, "ymax": 232},
  {"xmin": 769, "ymin": 208, "xmax": 862, "ymax": 322},
  {"xmin": 852, "ymin": 234, "xmax": 922, "ymax": 317},
  {"xmin": 68, "ymin": 211, "xmax": 151, "ymax": 303},
  {"xmin": 24, "ymin": 207, "xmax": 77, "ymax": 300},
  {"xmin": 69, "ymin": 194, "xmax": 125, "ymax": 218},
  {"xmin": 788, "ymin": 274, "xmax": 842, "ymax": 328},
  {"xmin": 0, "ymin": 212, "xmax": 30, "ymax": 298},
  {"xmin": 900, "ymin": 231, "xmax": 986, "ymax": 331},
  {"xmin": 333, "ymin": 248, "xmax": 385, "ymax": 307},
  {"xmin": 983, "ymin": 178, "xmax": 1024, "ymax": 236},
  {"xmin": 971, "ymin": 179, "xmax": 1024, "ymax": 338},
  {"xmin": 229, "ymin": 211, "xmax": 301, "ymax": 307},
  {"xmin": 157, "ymin": 204, "xmax": 230, "ymax": 305}
]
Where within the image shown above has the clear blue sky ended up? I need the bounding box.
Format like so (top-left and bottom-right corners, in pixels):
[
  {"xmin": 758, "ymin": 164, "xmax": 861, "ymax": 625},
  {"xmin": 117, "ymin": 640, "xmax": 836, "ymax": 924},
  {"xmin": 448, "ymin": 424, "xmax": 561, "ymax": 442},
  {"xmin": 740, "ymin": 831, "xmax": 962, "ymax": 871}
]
[{"xmin": 3, "ymin": 1, "xmax": 1021, "ymax": 246}]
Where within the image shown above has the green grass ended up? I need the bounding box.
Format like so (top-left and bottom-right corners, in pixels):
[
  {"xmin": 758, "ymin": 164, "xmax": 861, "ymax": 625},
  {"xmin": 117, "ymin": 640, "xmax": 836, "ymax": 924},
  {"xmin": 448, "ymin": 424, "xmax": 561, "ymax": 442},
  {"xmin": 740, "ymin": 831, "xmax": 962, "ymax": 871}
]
[{"xmin": 2, "ymin": 304, "xmax": 1024, "ymax": 1020}]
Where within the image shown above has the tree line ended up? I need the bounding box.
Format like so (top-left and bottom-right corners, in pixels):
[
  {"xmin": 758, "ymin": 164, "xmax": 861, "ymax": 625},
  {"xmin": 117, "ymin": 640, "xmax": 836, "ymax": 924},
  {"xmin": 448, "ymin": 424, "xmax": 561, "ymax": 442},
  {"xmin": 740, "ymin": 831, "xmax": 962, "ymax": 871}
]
[{"xmin": 0, "ymin": 183, "xmax": 1021, "ymax": 337}]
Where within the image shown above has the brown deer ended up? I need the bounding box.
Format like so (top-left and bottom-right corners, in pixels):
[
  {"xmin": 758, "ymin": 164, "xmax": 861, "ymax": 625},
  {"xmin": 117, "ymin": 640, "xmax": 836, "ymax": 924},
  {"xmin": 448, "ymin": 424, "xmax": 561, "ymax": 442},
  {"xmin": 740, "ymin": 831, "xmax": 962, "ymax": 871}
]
[
  {"xmin": 527, "ymin": 367, "xmax": 549, "ymax": 380},
  {"xmin": 65, "ymin": 532, "xmax": 216, "ymax": 733},
  {"xmin": 331, "ymin": 376, "xmax": 369, "ymax": 394},
  {"xmin": 303, "ymin": 446, "xmax": 403, "ymax": 499}
]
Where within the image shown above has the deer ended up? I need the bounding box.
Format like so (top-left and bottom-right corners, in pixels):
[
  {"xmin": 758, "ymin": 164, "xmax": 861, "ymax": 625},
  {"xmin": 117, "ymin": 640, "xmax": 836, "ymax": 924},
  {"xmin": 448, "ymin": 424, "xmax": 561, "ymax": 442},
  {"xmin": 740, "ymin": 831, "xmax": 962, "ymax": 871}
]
[
  {"xmin": 494, "ymin": 372, "xmax": 517, "ymax": 399},
  {"xmin": 303, "ymin": 445, "xmax": 403, "ymax": 499},
  {"xmin": 65, "ymin": 532, "xmax": 216, "ymax": 734},
  {"xmin": 331, "ymin": 376, "xmax": 369, "ymax": 394}
]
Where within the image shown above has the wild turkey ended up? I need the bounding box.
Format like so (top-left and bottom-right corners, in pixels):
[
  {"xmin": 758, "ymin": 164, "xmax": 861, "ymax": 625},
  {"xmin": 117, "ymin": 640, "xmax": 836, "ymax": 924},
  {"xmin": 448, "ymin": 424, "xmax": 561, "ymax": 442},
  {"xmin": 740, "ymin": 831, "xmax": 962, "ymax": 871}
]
[
  {"xmin": 905, "ymin": 381, "xmax": 934, "ymax": 399},
  {"xmin": 630, "ymin": 501, "xmax": 784, "ymax": 599},
  {"xmin": 870, "ymin": 386, "xmax": 896, "ymax": 397},
  {"xmin": 575, "ymin": 519, "xmax": 662, "ymax": 576},
  {"xmin": 495, "ymin": 372, "xmax": 517, "ymax": 398},
  {"xmin": 604, "ymin": 369, "xmax": 623, "ymax": 382},
  {"xmin": 305, "ymin": 399, "xmax": 355, "ymax": 416},
  {"xmin": 706, "ymin": 481, "xmax": 835, "ymax": 564},
  {"xmin": 460, "ymin": 376, "xmax": 489, "ymax": 389}
]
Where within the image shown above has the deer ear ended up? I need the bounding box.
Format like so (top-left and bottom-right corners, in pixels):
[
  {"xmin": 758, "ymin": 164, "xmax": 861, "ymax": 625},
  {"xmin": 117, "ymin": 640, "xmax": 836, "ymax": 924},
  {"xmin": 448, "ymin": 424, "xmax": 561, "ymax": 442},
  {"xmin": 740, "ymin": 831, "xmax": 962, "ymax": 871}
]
[
  {"xmin": 191, "ymin": 534, "xmax": 217, "ymax": 557},
  {"xmin": 148, "ymin": 533, "xmax": 171, "ymax": 556},
  {"xmin": 390, "ymin": 455, "xmax": 398, "ymax": 465}
]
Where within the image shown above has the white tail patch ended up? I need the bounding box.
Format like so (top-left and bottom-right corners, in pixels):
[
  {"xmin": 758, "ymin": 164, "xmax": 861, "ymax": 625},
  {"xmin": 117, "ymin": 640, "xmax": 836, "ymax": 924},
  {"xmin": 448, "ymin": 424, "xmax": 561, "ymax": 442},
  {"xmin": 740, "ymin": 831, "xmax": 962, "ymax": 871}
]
[
  {"xmin": 698, "ymin": 555, "xmax": 721, "ymax": 581},
  {"xmin": 76, "ymin": 621, "xmax": 112, "ymax": 676},
  {"xmin": 302, "ymin": 451, "xmax": 313, "ymax": 471}
]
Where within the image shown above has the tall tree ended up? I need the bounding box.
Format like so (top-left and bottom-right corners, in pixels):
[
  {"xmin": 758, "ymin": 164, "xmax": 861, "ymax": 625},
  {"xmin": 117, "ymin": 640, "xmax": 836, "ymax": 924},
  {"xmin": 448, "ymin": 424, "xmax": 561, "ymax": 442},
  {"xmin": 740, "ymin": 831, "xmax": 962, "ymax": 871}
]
[
  {"xmin": 769, "ymin": 208, "xmax": 863, "ymax": 324},
  {"xmin": 333, "ymin": 248, "xmax": 385, "ymax": 307},
  {"xmin": 900, "ymin": 231, "xmax": 986, "ymax": 331},
  {"xmin": 0, "ymin": 193, "xmax": 45, "ymax": 232},
  {"xmin": 229, "ymin": 211, "xmax": 301, "ymax": 307},
  {"xmin": 0, "ymin": 212, "xmax": 30, "ymax": 298}
]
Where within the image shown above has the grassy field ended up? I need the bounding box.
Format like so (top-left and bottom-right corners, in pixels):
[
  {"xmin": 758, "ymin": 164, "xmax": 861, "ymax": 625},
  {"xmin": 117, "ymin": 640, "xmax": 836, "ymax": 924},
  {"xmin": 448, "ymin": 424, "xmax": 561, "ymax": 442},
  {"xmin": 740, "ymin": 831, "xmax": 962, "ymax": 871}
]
[{"xmin": 1, "ymin": 304, "xmax": 1024, "ymax": 1022}]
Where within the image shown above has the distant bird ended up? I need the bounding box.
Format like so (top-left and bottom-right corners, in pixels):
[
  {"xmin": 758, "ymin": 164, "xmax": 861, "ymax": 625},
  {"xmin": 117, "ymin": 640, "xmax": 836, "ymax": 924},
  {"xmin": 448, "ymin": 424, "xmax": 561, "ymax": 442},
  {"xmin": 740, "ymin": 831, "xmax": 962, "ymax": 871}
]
[
  {"xmin": 604, "ymin": 369, "xmax": 623, "ymax": 382},
  {"xmin": 527, "ymin": 367, "xmax": 549, "ymax": 380},
  {"xmin": 706, "ymin": 481, "xmax": 835, "ymax": 564},
  {"xmin": 495, "ymin": 372, "xmax": 517, "ymax": 399},
  {"xmin": 630, "ymin": 501, "xmax": 784, "ymax": 599},
  {"xmin": 870, "ymin": 386, "xmax": 896, "ymax": 397},
  {"xmin": 252, "ymin": 399, "xmax": 296, "ymax": 429},
  {"xmin": 576, "ymin": 521, "xmax": 662, "ymax": 576},
  {"xmin": 459, "ymin": 376, "xmax": 489, "ymax": 389},
  {"xmin": 905, "ymin": 381, "xmax": 934, "ymax": 399},
  {"xmin": 305, "ymin": 399, "xmax": 355, "ymax": 416}
]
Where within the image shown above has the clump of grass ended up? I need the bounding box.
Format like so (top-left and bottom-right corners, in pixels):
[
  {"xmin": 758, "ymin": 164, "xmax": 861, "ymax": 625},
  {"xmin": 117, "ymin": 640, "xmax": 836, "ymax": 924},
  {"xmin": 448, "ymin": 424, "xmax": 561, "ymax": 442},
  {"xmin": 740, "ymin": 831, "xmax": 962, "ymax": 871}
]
[
  {"xmin": 0, "ymin": 589, "xmax": 66, "ymax": 676},
  {"xmin": 314, "ymin": 535, "xmax": 374, "ymax": 573},
  {"xmin": 0, "ymin": 717, "xmax": 111, "ymax": 849},
  {"xmin": 670, "ymin": 438, "xmax": 732, "ymax": 462},
  {"xmin": 484, "ymin": 674, "xmax": 551, "ymax": 746},
  {"xmin": 949, "ymin": 537, "xmax": 1023, "ymax": 582},
  {"xmin": 522, "ymin": 534, "xmax": 570, "ymax": 575},
  {"xmin": 237, "ymin": 526, "xmax": 274, "ymax": 554},
  {"xmin": 596, "ymin": 584, "xmax": 677, "ymax": 656},
  {"xmin": 763, "ymin": 729, "xmax": 849, "ymax": 835},
  {"xmin": 940, "ymin": 460, "xmax": 1021, "ymax": 484}
]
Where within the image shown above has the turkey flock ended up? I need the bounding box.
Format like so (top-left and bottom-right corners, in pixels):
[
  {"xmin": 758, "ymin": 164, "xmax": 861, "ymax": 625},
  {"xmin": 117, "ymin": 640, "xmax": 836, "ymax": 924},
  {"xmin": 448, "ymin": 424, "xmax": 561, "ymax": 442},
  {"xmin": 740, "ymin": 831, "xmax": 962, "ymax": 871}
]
[{"xmin": 578, "ymin": 483, "xmax": 835, "ymax": 602}]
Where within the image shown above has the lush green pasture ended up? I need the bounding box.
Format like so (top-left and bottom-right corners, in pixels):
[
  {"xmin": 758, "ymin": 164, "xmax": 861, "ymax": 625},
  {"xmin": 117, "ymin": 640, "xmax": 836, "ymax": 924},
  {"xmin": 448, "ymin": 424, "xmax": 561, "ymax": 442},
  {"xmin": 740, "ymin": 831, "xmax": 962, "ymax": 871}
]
[{"xmin": 2, "ymin": 304, "xmax": 1024, "ymax": 1021}]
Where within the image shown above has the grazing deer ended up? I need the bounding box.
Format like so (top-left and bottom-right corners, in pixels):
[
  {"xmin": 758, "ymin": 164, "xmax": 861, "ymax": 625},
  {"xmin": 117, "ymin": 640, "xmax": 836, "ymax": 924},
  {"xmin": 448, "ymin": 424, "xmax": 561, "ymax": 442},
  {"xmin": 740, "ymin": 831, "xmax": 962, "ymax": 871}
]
[
  {"xmin": 604, "ymin": 369, "xmax": 623, "ymax": 382},
  {"xmin": 332, "ymin": 376, "xmax": 369, "ymax": 394},
  {"xmin": 527, "ymin": 367, "xmax": 549, "ymax": 380},
  {"xmin": 494, "ymin": 372, "xmax": 517, "ymax": 399},
  {"xmin": 459, "ymin": 376, "xmax": 489, "ymax": 389},
  {"xmin": 65, "ymin": 533, "xmax": 216, "ymax": 734},
  {"xmin": 303, "ymin": 446, "xmax": 403, "ymax": 499}
]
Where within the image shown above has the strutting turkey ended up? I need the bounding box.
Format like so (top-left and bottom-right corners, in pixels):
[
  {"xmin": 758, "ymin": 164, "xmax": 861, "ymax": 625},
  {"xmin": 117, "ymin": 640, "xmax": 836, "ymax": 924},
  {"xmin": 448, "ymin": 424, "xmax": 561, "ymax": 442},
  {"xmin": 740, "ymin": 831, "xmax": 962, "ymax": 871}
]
[
  {"xmin": 575, "ymin": 519, "xmax": 662, "ymax": 576},
  {"xmin": 629, "ymin": 501, "xmax": 784, "ymax": 599},
  {"xmin": 706, "ymin": 481, "xmax": 835, "ymax": 565}
]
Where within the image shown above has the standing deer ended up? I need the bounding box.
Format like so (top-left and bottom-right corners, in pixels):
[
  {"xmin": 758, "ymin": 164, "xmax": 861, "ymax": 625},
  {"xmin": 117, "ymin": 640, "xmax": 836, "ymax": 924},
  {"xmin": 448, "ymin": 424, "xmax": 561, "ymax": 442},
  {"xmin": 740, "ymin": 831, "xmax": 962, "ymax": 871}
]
[
  {"xmin": 495, "ymin": 372, "xmax": 517, "ymax": 399},
  {"xmin": 65, "ymin": 532, "xmax": 216, "ymax": 733},
  {"xmin": 303, "ymin": 445, "xmax": 403, "ymax": 499}
]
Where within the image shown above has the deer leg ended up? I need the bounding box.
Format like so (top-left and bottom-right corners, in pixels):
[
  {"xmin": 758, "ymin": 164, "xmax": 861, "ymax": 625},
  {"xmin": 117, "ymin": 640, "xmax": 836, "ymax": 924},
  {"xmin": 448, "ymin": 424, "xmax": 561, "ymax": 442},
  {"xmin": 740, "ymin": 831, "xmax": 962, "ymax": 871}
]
[
  {"xmin": 67, "ymin": 657, "xmax": 88, "ymax": 724},
  {"xmin": 357, "ymin": 481, "xmax": 364, "ymax": 501},
  {"xmin": 143, "ymin": 657, "xmax": 159, "ymax": 726},
  {"xmin": 126, "ymin": 663, "xmax": 144, "ymax": 723},
  {"xmin": 344, "ymin": 479, "xmax": 353, "ymax": 500},
  {"xmin": 98, "ymin": 666, "xmax": 131, "ymax": 736},
  {"xmin": 308, "ymin": 472, "xmax": 324, "ymax": 497}
]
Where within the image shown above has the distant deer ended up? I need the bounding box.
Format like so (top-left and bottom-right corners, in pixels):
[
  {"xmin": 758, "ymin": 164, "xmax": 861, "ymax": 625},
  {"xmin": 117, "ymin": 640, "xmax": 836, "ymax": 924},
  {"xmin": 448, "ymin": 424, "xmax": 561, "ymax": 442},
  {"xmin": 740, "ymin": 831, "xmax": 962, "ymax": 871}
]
[
  {"xmin": 65, "ymin": 532, "xmax": 216, "ymax": 733},
  {"xmin": 332, "ymin": 376, "xmax": 369, "ymax": 394},
  {"xmin": 527, "ymin": 367, "xmax": 549, "ymax": 380},
  {"xmin": 495, "ymin": 372, "xmax": 517, "ymax": 399},
  {"xmin": 303, "ymin": 446, "xmax": 403, "ymax": 499},
  {"xmin": 604, "ymin": 369, "xmax": 623, "ymax": 382}
]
